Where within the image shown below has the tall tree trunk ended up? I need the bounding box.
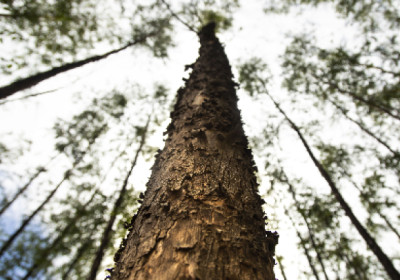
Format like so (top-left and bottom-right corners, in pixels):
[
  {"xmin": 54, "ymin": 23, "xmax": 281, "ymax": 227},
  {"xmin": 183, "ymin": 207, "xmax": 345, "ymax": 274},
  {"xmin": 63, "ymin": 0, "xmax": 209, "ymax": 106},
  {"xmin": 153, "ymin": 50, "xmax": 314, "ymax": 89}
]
[
  {"xmin": 0, "ymin": 167, "xmax": 45, "ymax": 217},
  {"xmin": 62, "ymin": 238, "xmax": 94, "ymax": 280},
  {"xmin": 0, "ymin": 88, "xmax": 59, "ymax": 105},
  {"xmin": 265, "ymin": 92, "xmax": 400, "ymax": 280},
  {"xmin": 342, "ymin": 252, "xmax": 367, "ymax": 279},
  {"xmin": 111, "ymin": 23, "xmax": 276, "ymax": 280},
  {"xmin": 0, "ymin": 154, "xmax": 58, "ymax": 217},
  {"xmin": 21, "ymin": 191, "xmax": 97, "ymax": 280},
  {"xmin": 286, "ymin": 210, "xmax": 321, "ymax": 280},
  {"xmin": 315, "ymin": 75, "xmax": 400, "ymax": 121},
  {"xmin": 379, "ymin": 212, "xmax": 400, "ymax": 241},
  {"xmin": 0, "ymin": 173, "xmax": 68, "ymax": 258},
  {"xmin": 276, "ymin": 256, "xmax": 289, "ymax": 280},
  {"xmin": 329, "ymin": 99, "xmax": 399, "ymax": 157},
  {"xmin": 350, "ymin": 180, "xmax": 400, "ymax": 242},
  {"xmin": 284, "ymin": 180, "xmax": 330, "ymax": 280},
  {"xmin": 87, "ymin": 115, "xmax": 151, "ymax": 280},
  {"xmin": 0, "ymin": 35, "xmax": 152, "ymax": 100}
]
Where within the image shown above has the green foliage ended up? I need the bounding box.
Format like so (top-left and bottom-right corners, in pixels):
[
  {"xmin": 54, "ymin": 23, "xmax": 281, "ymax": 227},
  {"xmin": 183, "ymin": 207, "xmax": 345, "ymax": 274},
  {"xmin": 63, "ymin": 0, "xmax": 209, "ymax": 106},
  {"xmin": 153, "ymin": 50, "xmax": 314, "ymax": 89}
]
[
  {"xmin": 54, "ymin": 92, "xmax": 128, "ymax": 161},
  {"xmin": 132, "ymin": 15, "xmax": 174, "ymax": 58},
  {"xmin": 0, "ymin": 0, "xmax": 175, "ymax": 78},
  {"xmin": 360, "ymin": 172, "xmax": 397, "ymax": 212},
  {"xmin": 0, "ymin": 227, "xmax": 47, "ymax": 279},
  {"xmin": 0, "ymin": 0, "xmax": 101, "ymax": 70},
  {"xmin": 199, "ymin": 9, "xmax": 232, "ymax": 31},
  {"xmin": 282, "ymin": 34, "xmax": 400, "ymax": 123},
  {"xmin": 0, "ymin": 142, "xmax": 8, "ymax": 164},
  {"xmin": 316, "ymin": 143, "xmax": 352, "ymax": 178},
  {"xmin": 264, "ymin": 0, "xmax": 400, "ymax": 32},
  {"xmin": 238, "ymin": 57, "xmax": 270, "ymax": 96},
  {"xmin": 167, "ymin": 0, "xmax": 239, "ymax": 32},
  {"xmin": 54, "ymin": 110, "xmax": 107, "ymax": 161},
  {"xmin": 153, "ymin": 84, "xmax": 168, "ymax": 99},
  {"xmin": 114, "ymin": 187, "xmax": 140, "ymax": 242},
  {"xmin": 95, "ymin": 92, "xmax": 127, "ymax": 119}
]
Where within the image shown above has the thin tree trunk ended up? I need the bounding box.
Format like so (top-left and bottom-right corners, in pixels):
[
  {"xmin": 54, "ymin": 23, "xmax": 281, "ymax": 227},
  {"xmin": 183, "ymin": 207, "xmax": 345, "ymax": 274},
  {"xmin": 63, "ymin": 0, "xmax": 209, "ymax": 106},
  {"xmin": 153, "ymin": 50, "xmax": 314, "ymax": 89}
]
[
  {"xmin": 25, "ymin": 137, "xmax": 137, "ymax": 278},
  {"xmin": 0, "ymin": 154, "xmax": 58, "ymax": 217},
  {"xmin": 379, "ymin": 212, "xmax": 400, "ymax": 241},
  {"xmin": 87, "ymin": 115, "xmax": 151, "ymax": 280},
  {"xmin": 284, "ymin": 180, "xmax": 330, "ymax": 280},
  {"xmin": 350, "ymin": 180, "xmax": 400, "ymax": 242},
  {"xmin": 0, "ymin": 117, "xmax": 106, "ymax": 257},
  {"xmin": 0, "ymin": 34, "xmax": 152, "ymax": 100},
  {"xmin": 62, "ymin": 137, "xmax": 139, "ymax": 280},
  {"xmin": 329, "ymin": 99, "xmax": 399, "ymax": 157},
  {"xmin": 0, "ymin": 88, "xmax": 59, "ymax": 105},
  {"xmin": 112, "ymin": 23, "xmax": 276, "ymax": 280},
  {"xmin": 287, "ymin": 210, "xmax": 321, "ymax": 280},
  {"xmin": 316, "ymin": 76, "xmax": 400, "ymax": 120},
  {"xmin": 342, "ymin": 252, "xmax": 366, "ymax": 279},
  {"xmin": 356, "ymin": 62, "xmax": 400, "ymax": 77},
  {"xmin": 0, "ymin": 168, "xmax": 45, "ymax": 217},
  {"xmin": 276, "ymin": 256, "xmax": 289, "ymax": 280},
  {"xmin": 265, "ymin": 92, "xmax": 400, "ymax": 280},
  {"xmin": 62, "ymin": 239, "xmax": 93, "ymax": 280},
  {"xmin": 160, "ymin": 0, "xmax": 197, "ymax": 33},
  {"xmin": 21, "ymin": 192, "xmax": 97, "ymax": 280},
  {"xmin": 0, "ymin": 173, "xmax": 68, "ymax": 258},
  {"xmin": 298, "ymin": 230, "xmax": 321, "ymax": 280}
]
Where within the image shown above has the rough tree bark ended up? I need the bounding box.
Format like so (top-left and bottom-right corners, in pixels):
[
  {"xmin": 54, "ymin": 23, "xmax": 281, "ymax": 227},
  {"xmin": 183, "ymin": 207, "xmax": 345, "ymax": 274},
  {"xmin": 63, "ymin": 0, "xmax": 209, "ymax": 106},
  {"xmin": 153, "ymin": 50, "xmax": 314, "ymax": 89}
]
[{"xmin": 111, "ymin": 23, "xmax": 277, "ymax": 280}]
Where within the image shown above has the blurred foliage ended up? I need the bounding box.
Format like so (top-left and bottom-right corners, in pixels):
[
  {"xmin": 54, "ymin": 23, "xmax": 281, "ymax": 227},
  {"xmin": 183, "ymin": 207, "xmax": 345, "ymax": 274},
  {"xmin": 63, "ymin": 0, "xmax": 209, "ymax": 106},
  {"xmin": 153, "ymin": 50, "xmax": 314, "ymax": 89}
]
[
  {"xmin": 238, "ymin": 57, "xmax": 270, "ymax": 96},
  {"xmin": 54, "ymin": 92, "xmax": 128, "ymax": 161},
  {"xmin": 0, "ymin": 0, "xmax": 174, "ymax": 76},
  {"xmin": 264, "ymin": 0, "xmax": 400, "ymax": 32},
  {"xmin": 160, "ymin": 0, "xmax": 239, "ymax": 32},
  {"xmin": 0, "ymin": 227, "xmax": 47, "ymax": 280},
  {"xmin": 239, "ymin": 41, "xmax": 399, "ymax": 277},
  {"xmin": 0, "ymin": 0, "xmax": 101, "ymax": 73}
]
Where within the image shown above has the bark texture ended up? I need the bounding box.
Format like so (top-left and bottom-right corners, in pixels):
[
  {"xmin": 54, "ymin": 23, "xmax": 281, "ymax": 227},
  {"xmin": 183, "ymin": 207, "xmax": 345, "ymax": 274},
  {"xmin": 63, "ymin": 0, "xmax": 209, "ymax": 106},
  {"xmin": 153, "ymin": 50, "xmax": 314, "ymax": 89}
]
[{"xmin": 112, "ymin": 23, "xmax": 276, "ymax": 280}]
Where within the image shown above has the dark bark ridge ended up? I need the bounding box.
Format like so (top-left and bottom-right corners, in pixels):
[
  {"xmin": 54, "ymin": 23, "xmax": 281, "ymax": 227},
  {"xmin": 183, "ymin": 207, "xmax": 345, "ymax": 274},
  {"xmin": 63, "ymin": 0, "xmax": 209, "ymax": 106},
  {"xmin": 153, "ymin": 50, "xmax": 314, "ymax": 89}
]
[{"xmin": 112, "ymin": 23, "xmax": 277, "ymax": 280}]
